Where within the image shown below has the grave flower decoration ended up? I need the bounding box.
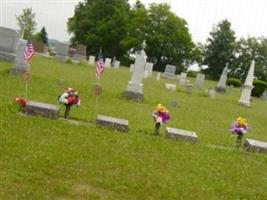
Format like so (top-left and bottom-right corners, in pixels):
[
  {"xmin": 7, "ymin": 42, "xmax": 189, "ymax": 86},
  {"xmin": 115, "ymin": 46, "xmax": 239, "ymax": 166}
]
[
  {"xmin": 152, "ymin": 104, "xmax": 170, "ymax": 124},
  {"xmin": 58, "ymin": 88, "xmax": 80, "ymax": 106},
  {"xmin": 230, "ymin": 117, "xmax": 249, "ymax": 135}
]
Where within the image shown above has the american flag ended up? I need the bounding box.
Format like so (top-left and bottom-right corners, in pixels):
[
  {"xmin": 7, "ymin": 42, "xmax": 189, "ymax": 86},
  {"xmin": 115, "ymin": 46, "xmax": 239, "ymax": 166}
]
[
  {"xmin": 24, "ymin": 40, "xmax": 35, "ymax": 62},
  {"xmin": 96, "ymin": 48, "xmax": 104, "ymax": 79}
]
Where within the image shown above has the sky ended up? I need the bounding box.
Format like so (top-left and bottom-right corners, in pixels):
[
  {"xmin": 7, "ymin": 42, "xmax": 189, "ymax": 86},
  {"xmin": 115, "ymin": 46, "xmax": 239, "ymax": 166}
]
[{"xmin": 0, "ymin": 0, "xmax": 267, "ymax": 43}]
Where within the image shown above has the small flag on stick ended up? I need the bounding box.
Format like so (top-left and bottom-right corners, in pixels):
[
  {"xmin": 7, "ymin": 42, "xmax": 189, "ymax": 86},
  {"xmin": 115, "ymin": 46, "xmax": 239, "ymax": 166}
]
[
  {"xmin": 96, "ymin": 48, "xmax": 104, "ymax": 79},
  {"xmin": 24, "ymin": 40, "xmax": 35, "ymax": 63}
]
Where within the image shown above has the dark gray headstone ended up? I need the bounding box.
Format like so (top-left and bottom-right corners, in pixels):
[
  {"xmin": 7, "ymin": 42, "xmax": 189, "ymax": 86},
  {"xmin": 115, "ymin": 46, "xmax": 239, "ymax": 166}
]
[
  {"xmin": 54, "ymin": 42, "xmax": 69, "ymax": 61},
  {"xmin": 0, "ymin": 26, "xmax": 19, "ymax": 61},
  {"xmin": 96, "ymin": 115, "xmax": 129, "ymax": 132},
  {"xmin": 166, "ymin": 127, "xmax": 197, "ymax": 142},
  {"xmin": 163, "ymin": 65, "xmax": 176, "ymax": 79},
  {"xmin": 244, "ymin": 138, "xmax": 267, "ymax": 153},
  {"xmin": 23, "ymin": 100, "xmax": 60, "ymax": 119}
]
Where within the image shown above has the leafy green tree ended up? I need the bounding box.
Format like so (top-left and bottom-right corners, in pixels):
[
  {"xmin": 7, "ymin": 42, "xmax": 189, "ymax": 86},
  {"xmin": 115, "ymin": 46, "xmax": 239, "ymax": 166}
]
[
  {"xmin": 33, "ymin": 27, "xmax": 48, "ymax": 44},
  {"xmin": 144, "ymin": 3, "xmax": 195, "ymax": 72},
  {"xmin": 203, "ymin": 19, "xmax": 236, "ymax": 80},
  {"xmin": 16, "ymin": 8, "xmax": 37, "ymax": 40},
  {"xmin": 68, "ymin": 0, "xmax": 130, "ymax": 59},
  {"xmin": 230, "ymin": 37, "xmax": 267, "ymax": 81}
]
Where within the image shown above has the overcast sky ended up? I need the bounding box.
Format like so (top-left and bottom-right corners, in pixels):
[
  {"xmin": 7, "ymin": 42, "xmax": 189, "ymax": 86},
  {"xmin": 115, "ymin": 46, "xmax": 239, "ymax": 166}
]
[{"xmin": 1, "ymin": 0, "xmax": 267, "ymax": 43}]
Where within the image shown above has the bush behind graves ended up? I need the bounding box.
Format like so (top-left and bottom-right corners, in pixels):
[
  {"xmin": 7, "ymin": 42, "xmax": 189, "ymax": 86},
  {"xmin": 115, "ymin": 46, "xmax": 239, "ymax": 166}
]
[
  {"xmin": 252, "ymin": 79, "xmax": 267, "ymax": 97},
  {"xmin": 226, "ymin": 78, "xmax": 242, "ymax": 87}
]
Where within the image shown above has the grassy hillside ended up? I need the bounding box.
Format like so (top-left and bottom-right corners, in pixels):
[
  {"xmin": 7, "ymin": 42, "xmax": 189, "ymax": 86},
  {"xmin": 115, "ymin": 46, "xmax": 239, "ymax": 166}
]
[{"xmin": 0, "ymin": 55, "xmax": 267, "ymax": 199}]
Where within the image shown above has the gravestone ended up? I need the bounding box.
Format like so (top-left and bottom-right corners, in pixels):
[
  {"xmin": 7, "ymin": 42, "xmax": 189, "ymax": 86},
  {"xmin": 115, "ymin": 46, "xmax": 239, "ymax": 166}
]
[
  {"xmin": 179, "ymin": 72, "xmax": 187, "ymax": 85},
  {"xmin": 239, "ymin": 60, "xmax": 255, "ymax": 107},
  {"xmin": 186, "ymin": 84, "xmax": 193, "ymax": 94},
  {"xmin": 194, "ymin": 73, "xmax": 205, "ymax": 88},
  {"xmin": 208, "ymin": 88, "xmax": 216, "ymax": 99},
  {"xmin": 261, "ymin": 91, "xmax": 267, "ymax": 101},
  {"xmin": 216, "ymin": 66, "xmax": 228, "ymax": 93},
  {"xmin": 0, "ymin": 26, "xmax": 19, "ymax": 61},
  {"xmin": 165, "ymin": 83, "xmax": 176, "ymax": 91},
  {"xmin": 54, "ymin": 42, "xmax": 69, "ymax": 61},
  {"xmin": 105, "ymin": 58, "xmax": 112, "ymax": 69},
  {"xmin": 124, "ymin": 42, "xmax": 147, "ymax": 100},
  {"xmin": 10, "ymin": 39, "xmax": 29, "ymax": 75},
  {"xmin": 156, "ymin": 72, "xmax": 161, "ymax": 81},
  {"xmin": 88, "ymin": 55, "xmax": 95, "ymax": 65},
  {"xmin": 244, "ymin": 138, "xmax": 267, "ymax": 153},
  {"xmin": 73, "ymin": 44, "xmax": 87, "ymax": 61},
  {"xmin": 96, "ymin": 115, "xmax": 128, "ymax": 132},
  {"xmin": 114, "ymin": 61, "xmax": 120, "ymax": 68},
  {"xmin": 130, "ymin": 64, "xmax": 135, "ymax": 72},
  {"xmin": 33, "ymin": 42, "xmax": 45, "ymax": 53},
  {"xmin": 165, "ymin": 127, "xmax": 198, "ymax": 142},
  {"xmin": 145, "ymin": 62, "xmax": 153, "ymax": 77},
  {"xmin": 163, "ymin": 65, "xmax": 176, "ymax": 79},
  {"xmin": 23, "ymin": 100, "xmax": 60, "ymax": 119}
]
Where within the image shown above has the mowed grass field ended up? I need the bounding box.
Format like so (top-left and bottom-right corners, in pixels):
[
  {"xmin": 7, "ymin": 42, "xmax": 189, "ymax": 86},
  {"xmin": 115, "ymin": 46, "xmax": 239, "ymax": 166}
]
[{"xmin": 0, "ymin": 55, "xmax": 267, "ymax": 199}]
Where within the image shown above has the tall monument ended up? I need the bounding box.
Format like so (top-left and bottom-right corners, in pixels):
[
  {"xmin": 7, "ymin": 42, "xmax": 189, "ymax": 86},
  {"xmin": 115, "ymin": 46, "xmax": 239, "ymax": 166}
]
[{"xmin": 216, "ymin": 63, "xmax": 228, "ymax": 93}]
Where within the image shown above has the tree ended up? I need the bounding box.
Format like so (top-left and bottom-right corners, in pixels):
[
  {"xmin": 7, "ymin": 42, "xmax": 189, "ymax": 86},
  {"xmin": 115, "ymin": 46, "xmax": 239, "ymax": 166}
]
[
  {"xmin": 203, "ymin": 19, "xmax": 236, "ymax": 80},
  {"xmin": 144, "ymin": 3, "xmax": 194, "ymax": 72},
  {"xmin": 16, "ymin": 8, "xmax": 37, "ymax": 40},
  {"xmin": 230, "ymin": 37, "xmax": 267, "ymax": 81},
  {"xmin": 68, "ymin": 0, "xmax": 130, "ymax": 59},
  {"xmin": 33, "ymin": 27, "xmax": 48, "ymax": 44}
]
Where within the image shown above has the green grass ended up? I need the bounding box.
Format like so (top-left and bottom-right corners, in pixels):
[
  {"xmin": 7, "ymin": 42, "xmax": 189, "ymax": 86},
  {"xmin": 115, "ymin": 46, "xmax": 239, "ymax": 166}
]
[{"xmin": 0, "ymin": 55, "xmax": 267, "ymax": 199}]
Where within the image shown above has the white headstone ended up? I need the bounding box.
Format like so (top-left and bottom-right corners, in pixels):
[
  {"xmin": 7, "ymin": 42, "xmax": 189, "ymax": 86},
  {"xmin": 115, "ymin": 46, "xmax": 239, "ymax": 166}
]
[
  {"xmin": 194, "ymin": 73, "xmax": 205, "ymax": 88},
  {"xmin": 165, "ymin": 83, "xmax": 176, "ymax": 91},
  {"xmin": 145, "ymin": 62, "xmax": 153, "ymax": 77},
  {"xmin": 114, "ymin": 61, "xmax": 120, "ymax": 68},
  {"xmin": 156, "ymin": 72, "xmax": 161, "ymax": 81},
  {"xmin": 124, "ymin": 46, "xmax": 146, "ymax": 100},
  {"xmin": 104, "ymin": 58, "xmax": 111, "ymax": 68},
  {"xmin": 179, "ymin": 72, "xmax": 187, "ymax": 85},
  {"xmin": 130, "ymin": 64, "xmax": 135, "ymax": 72},
  {"xmin": 216, "ymin": 66, "xmax": 228, "ymax": 93},
  {"xmin": 10, "ymin": 39, "xmax": 29, "ymax": 75},
  {"xmin": 88, "ymin": 55, "xmax": 95, "ymax": 65},
  {"xmin": 239, "ymin": 60, "xmax": 255, "ymax": 106},
  {"xmin": 208, "ymin": 88, "xmax": 216, "ymax": 99}
]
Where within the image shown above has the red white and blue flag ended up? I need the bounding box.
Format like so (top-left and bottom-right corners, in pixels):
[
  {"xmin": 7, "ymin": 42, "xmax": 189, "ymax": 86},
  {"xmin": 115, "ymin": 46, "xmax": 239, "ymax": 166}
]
[
  {"xmin": 24, "ymin": 40, "xmax": 35, "ymax": 62},
  {"xmin": 96, "ymin": 48, "xmax": 104, "ymax": 79}
]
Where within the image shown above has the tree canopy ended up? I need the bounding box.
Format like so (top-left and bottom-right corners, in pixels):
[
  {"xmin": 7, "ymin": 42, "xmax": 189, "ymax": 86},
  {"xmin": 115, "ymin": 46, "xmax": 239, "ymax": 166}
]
[{"xmin": 33, "ymin": 27, "xmax": 48, "ymax": 44}]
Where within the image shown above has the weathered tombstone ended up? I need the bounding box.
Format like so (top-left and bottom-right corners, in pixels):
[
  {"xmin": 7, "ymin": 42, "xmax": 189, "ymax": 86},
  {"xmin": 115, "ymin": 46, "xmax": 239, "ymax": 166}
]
[
  {"xmin": 114, "ymin": 61, "xmax": 120, "ymax": 68},
  {"xmin": 143, "ymin": 70, "xmax": 149, "ymax": 78},
  {"xmin": 88, "ymin": 55, "xmax": 95, "ymax": 65},
  {"xmin": 0, "ymin": 26, "xmax": 19, "ymax": 61},
  {"xmin": 33, "ymin": 42, "xmax": 45, "ymax": 53},
  {"xmin": 105, "ymin": 58, "xmax": 112, "ymax": 69},
  {"xmin": 156, "ymin": 72, "xmax": 161, "ymax": 81},
  {"xmin": 124, "ymin": 42, "xmax": 147, "ymax": 100},
  {"xmin": 96, "ymin": 115, "xmax": 129, "ymax": 132},
  {"xmin": 239, "ymin": 60, "xmax": 255, "ymax": 107},
  {"xmin": 186, "ymin": 84, "xmax": 193, "ymax": 94},
  {"xmin": 179, "ymin": 72, "xmax": 187, "ymax": 85},
  {"xmin": 23, "ymin": 100, "xmax": 60, "ymax": 119},
  {"xmin": 208, "ymin": 88, "xmax": 216, "ymax": 99},
  {"xmin": 130, "ymin": 64, "xmax": 135, "ymax": 72},
  {"xmin": 163, "ymin": 65, "xmax": 176, "ymax": 79},
  {"xmin": 194, "ymin": 73, "xmax": 205, "ymax": 88},
  {"xmin": 165, "ymin": 83, "xmax": 176, "ymax": 91},
  {"xmin": 145, "ymin": 62, "xmax": 153, "ymax": 77},
  {"xmin": 54, "ymin": 42, "xmax": 69, "ymax": 61},
  {"xmin": 165, "ymin": 127, "xmax": 198, "ymax": 142},
  {"xmin": 244, "ymin": 138, "xmax": 267, "ymax": 153},
  {"xmin": 261, "ymin": 91, "xmax": 267, "ymax": 101},
  {"xmin": 216, "ymin": 65, "xmax": 228, "ymax": 93},
  {"xmin": 73, "ymin": 44, "xmax": 87, "ymax": 61},
  {"xmin": 10, "ymin": 39, "xmax": 29, "ymax": 75}
]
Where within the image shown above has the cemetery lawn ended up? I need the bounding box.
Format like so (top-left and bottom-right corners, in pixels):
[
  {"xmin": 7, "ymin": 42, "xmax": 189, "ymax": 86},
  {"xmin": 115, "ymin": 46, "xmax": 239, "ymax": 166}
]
[{"xmin": 0, "ymin": 55, "xmax": 267, "ymax": 199}]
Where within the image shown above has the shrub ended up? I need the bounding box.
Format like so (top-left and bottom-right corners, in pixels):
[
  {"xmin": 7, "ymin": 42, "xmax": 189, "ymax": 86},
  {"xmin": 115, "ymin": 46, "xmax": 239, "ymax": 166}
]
[
  {"xmin": 187, "ymin": 70, "xmax": 197, "ymax": 78},
  {"xmin": 227, "ymin": 78, "xmax": 242, "ymax": 87},
  {"xmin": 252, "ymin": 80, "xmax": 267, "ymax": 97}
]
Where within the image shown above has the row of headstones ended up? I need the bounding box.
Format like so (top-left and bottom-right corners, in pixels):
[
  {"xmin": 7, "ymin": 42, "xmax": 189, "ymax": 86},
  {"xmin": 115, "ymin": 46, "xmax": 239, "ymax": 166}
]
[{"xmin": 22, "ymin": 99, "xmax": 267, "ymax": 153}]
